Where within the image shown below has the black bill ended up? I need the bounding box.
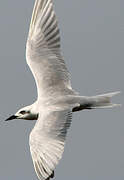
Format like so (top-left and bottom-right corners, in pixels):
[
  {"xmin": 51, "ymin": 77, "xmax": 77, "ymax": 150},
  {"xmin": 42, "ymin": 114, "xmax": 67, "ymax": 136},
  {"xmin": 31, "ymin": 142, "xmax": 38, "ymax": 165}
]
[{"xmin": 5, "ymin": 115, "xmax": 17, "ymax": 121}]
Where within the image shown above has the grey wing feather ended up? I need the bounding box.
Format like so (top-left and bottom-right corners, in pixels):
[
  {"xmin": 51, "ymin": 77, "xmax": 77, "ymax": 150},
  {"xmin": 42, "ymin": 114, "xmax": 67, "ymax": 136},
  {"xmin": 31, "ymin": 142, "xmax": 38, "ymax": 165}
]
[
  {"xmin": 26, "ymin": 0, "xmax": 74, "ymax": 98},
  {"xmin": 29, "ymin": 109, "xmax": 72, "ymax": 180}
]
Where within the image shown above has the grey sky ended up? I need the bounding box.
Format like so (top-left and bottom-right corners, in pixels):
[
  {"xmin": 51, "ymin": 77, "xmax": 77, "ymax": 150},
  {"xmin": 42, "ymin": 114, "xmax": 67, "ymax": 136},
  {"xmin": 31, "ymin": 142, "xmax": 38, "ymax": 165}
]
[{"xmin": 0, "ymin": 0, "xmax": 123, "ymax": 180}]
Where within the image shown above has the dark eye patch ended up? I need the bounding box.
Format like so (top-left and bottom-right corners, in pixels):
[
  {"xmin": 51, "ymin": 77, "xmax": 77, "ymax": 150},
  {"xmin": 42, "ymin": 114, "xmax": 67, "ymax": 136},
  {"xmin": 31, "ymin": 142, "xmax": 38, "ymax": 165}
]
[{"xmin": 20, "ymin": 110, "xmax": 26, "ymax": 115}]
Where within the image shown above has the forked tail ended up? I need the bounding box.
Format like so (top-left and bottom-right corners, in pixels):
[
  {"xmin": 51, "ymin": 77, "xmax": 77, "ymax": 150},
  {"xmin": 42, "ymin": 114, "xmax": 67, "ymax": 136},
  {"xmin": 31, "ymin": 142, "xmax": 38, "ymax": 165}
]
[
  {"xmin": 72, "ymin": 92, "xmax": 121, "ymax": 112},
  {"xmin": 90, "ymin": 91, "xmax": 121, "ymax": 108}
]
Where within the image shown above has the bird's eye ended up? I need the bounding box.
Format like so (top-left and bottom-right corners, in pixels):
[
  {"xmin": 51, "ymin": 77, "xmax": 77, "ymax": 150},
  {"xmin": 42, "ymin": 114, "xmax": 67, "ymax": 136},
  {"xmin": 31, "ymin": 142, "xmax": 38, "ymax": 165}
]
[{"xmin": 20, "ymin": 110, "xmax": 26, "ymax": 115}]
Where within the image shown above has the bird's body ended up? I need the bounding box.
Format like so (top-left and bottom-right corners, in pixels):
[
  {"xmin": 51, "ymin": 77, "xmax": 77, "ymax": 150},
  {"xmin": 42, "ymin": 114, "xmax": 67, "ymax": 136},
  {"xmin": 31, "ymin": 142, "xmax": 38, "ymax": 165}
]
[{"xmin": 6, "ymin": 0, "xmax": 120, "ymax": 180}]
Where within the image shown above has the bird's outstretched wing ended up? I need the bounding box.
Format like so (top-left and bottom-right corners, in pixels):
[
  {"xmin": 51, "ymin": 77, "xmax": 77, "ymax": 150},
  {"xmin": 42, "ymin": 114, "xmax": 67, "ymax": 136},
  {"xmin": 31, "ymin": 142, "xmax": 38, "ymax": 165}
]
[
  {"xmin": 29, "ymin": 108, "xmax": 72, "ymax": 180},
  {"xmin": 26, "ymin": 0, "xmax": 73, "ymax": 98}
]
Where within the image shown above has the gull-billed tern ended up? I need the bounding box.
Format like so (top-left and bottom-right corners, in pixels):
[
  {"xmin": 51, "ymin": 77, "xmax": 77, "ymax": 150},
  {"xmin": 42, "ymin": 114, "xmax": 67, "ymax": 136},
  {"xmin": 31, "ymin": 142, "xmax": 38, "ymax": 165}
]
[{"xmin": 5, "ymin": 0, "xmax": 120, "ymax": 180}]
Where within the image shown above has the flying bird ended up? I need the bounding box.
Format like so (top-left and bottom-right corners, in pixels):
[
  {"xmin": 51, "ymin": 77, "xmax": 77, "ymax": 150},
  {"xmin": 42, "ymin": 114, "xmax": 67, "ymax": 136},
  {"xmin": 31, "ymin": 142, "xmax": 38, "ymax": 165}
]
[{"xmin": 6, "ymin": 0, "xmax": 120, "ymax": 180}]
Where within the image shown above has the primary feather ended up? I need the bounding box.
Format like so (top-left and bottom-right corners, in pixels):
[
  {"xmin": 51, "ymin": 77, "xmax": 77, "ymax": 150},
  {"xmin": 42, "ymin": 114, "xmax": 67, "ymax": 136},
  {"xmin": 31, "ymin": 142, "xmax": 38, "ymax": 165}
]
[
  {"xmin": 26, "ymin": 0, "xmax": 76, "ymax": 179},
  {"xmin": 29, "ymin": 109, "xmax": 72, "ymax": 180},
  {"xmin": 26, "ymin": 0, "xmax": 74, "ymax": 98},
  {"xmin": 24, "ymin": 1, "xmax": 120, "ymax": 180}
]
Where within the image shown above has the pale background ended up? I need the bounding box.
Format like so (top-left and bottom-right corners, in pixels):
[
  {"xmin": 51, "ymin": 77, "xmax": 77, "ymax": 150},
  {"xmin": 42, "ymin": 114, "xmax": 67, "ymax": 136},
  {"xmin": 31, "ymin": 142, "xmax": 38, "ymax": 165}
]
[{"xmin": 0, "ymin": 0, "xmax": 123, "ymax": 179}]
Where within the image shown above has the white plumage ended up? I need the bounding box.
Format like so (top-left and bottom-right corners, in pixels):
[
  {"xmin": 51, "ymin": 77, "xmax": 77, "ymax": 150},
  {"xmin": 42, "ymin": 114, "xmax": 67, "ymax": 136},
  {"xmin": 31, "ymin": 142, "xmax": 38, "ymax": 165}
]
[
  {"xmin": 26, "ymin": 1, "xmax": 78, "ymax": 179},
  {"xmin": 6, "ymin": 0, "xmax": 120, "ymax": 180},
  {"xmin": 26, "ymin": 1, "xmax": 120, "ymax": 179},
  {"xmin": 26, "ymin": 0, "xmax": 73, "ymax": 98}
]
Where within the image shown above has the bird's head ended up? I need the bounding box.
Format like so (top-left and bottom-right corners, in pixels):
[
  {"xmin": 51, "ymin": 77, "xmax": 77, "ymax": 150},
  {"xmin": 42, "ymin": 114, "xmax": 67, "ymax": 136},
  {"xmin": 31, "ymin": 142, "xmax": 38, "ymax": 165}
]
[{"xmin": 5, "ymin": 105, "xmax": 39, "ymax": 121}]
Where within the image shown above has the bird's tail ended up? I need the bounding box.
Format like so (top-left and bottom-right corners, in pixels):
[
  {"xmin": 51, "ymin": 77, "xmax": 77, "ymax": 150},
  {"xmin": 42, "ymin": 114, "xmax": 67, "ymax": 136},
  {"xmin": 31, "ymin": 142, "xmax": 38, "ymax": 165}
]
[
  {"xmin": 72, "ymin": 91, "xmax": 121, "ymax": 112},
  {"xmin": 89, "ymin": 91, "xmax": 121, "ymax": 108}
]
